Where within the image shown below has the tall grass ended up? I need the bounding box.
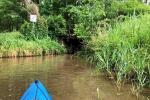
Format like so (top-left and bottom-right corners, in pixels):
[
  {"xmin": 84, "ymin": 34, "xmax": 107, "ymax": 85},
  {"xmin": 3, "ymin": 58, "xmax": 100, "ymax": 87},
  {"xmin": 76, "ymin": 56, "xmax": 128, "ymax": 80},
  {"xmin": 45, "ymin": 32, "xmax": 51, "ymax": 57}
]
[
  {"xmin": 80, "ymin": 14, "xmax": 150, "ymax": 91},
  {"xmin": 0, "ymin": 32, "xmax": 66, "ymax": 57}
]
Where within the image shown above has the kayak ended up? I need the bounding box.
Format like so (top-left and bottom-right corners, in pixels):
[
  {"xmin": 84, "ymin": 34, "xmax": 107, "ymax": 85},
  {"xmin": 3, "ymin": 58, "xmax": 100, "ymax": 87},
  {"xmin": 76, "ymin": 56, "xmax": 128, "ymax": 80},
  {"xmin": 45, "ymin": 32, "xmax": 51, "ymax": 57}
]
[{"xmin": 20, "ymin": 80, "xmax": 52, "ymax": 100}]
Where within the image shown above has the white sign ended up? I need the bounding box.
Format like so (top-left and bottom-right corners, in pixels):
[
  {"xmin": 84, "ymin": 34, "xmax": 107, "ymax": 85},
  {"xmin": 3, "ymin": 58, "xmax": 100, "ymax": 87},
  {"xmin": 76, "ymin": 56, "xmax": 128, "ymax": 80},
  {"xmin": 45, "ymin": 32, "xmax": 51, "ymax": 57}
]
[{"xmin": 30, "ymin": 15, "xmax": 37, "ymax": 22}]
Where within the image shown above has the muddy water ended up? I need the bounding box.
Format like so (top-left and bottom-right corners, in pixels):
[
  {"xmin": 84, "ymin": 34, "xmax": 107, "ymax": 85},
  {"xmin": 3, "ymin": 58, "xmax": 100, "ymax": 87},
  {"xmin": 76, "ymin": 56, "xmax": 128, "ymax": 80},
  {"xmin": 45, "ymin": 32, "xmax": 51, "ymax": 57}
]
[{"xmin": 0, "ymin": 55, "xmax": 149, "ymax": 100}]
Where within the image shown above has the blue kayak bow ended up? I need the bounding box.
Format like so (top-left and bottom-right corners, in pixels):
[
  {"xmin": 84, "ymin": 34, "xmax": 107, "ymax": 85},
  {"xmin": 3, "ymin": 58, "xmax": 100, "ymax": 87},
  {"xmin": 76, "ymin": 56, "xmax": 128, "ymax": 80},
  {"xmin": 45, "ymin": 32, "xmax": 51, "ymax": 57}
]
[{"xmin": 21, "ymin": 80, "xmax": 52, "ymax": 100}]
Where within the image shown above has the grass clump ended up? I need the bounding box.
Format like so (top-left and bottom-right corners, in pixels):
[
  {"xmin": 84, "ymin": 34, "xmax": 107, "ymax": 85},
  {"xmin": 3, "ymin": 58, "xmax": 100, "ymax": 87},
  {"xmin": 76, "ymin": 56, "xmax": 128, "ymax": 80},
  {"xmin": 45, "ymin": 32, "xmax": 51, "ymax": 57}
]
[
  {"xmin": 80, "ymin": 14, "xmax": 150, "ymax": 91},
  {"xmin": 0, "ymin": 32, "xmax": 66, "ymax": 57}
]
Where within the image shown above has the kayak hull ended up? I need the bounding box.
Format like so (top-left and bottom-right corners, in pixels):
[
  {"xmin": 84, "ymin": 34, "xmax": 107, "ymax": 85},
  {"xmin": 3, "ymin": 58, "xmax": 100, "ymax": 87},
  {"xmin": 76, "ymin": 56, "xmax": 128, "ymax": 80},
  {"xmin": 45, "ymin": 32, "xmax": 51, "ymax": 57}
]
[{"xmin": 21, "ymin": 80, "xmax": 52, "ymax": 100}]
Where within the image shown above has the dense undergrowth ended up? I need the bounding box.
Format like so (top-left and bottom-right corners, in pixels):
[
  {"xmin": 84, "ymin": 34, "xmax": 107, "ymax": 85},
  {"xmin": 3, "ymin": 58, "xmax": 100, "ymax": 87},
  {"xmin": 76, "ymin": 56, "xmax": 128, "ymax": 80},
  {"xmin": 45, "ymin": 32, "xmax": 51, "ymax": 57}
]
[
  {"xmin": 79, "ymin": 14, "xmax": 150, "ymax": 91},
  {"xmin": 0, "ymin": 32, "xmax": 65, "ymax": 57}
]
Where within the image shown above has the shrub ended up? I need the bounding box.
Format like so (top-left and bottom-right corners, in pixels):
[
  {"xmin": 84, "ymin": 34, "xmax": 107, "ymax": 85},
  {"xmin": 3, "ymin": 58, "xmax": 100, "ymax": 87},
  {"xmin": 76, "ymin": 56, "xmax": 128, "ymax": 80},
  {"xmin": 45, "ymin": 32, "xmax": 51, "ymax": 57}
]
[
  {"xmin": 35, "ymin": 17, "xmax": 49, "ymax": 39},
  {"xmin": 47, "ymin": 15, "xmax": 66, "ymax": 39},
  {"xmin": 0, "ymin": 0, "xmax": 28, "ymax": 32},
  {"xmin": 0, "ymin": 32, "xmax": 66, "ymax": 57},
  {"xmin": 20, "ymin": 16, "xmax": 48, "ymax": 40},
  {"xmin": 105, "ymin": 0, "xmax": 150, "ymax": 18},
  {"xmin": 80, "ymin": 14, "xmax": 150, "ymax": 90},
  {"xmin": 68, "ymin": 0, "xmax": 105, "ymax": 42}
]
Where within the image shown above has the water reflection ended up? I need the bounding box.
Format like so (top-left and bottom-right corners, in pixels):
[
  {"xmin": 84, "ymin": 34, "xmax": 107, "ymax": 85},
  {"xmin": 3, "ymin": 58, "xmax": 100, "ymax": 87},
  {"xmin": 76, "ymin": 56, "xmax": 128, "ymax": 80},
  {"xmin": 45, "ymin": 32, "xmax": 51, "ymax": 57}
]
[{"xmin": 0, "ymin": 55, "xmax": 148, "ymax": 100}]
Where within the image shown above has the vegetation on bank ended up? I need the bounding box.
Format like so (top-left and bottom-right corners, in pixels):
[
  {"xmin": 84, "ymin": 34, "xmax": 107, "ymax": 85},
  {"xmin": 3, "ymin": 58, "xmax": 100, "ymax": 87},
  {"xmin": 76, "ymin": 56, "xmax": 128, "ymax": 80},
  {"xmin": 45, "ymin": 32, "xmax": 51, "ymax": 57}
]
[
  {"xmin": 79, "ymin": 14, "xmax": 150, "ymax": 91},
  {"xmin": 0, "ymin": 32, "xmax": 65, "ymax": 57}
]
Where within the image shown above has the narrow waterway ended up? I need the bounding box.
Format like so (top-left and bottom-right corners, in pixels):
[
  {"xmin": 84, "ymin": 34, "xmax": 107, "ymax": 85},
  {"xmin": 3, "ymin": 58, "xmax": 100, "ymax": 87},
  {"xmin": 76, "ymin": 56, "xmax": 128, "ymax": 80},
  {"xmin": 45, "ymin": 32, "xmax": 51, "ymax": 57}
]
[{"xmin": 0, "ymin": 55, "xmax": 149, "ymax": 100}]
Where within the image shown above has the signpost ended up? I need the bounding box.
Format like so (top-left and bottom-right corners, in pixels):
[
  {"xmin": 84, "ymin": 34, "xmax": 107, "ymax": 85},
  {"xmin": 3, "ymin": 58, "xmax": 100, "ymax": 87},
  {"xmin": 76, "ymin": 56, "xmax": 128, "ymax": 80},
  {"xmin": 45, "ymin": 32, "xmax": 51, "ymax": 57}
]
[
  {"xmin": 30, "ymin": 15, "xmax": 37, "ymax": 39},
  {"xmin": 30, "ymin": 15, "xmax": 37, "ymax": 22}
]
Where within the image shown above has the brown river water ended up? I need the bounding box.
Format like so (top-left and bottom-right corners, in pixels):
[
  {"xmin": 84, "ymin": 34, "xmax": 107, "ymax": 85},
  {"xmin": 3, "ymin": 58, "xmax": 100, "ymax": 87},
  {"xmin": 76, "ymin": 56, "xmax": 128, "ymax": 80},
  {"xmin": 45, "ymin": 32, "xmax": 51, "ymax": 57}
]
[{"xmin": 0, "ymin": 55, "xmax": 149, "ymax": 100}]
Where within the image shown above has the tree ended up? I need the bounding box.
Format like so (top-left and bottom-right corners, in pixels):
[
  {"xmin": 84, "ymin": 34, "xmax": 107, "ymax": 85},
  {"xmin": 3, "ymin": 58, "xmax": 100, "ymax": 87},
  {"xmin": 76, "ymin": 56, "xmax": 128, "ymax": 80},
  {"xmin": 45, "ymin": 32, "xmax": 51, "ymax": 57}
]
[{"xmin": 0, "ymin": 0, "xmax": 28, "ymax": 32}]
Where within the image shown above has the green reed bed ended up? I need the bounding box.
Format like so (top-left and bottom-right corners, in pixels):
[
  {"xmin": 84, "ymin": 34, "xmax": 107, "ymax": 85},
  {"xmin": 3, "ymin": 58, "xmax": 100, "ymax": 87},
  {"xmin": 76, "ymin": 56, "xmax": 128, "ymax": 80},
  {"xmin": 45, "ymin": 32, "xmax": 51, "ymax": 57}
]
[
  {"xmin": 0, "ymin": 32, "xmax": 66, "ymax": 57},
  {"xmin": 80, "ymin": 14, "xmax": 150, "ymax": 91}
]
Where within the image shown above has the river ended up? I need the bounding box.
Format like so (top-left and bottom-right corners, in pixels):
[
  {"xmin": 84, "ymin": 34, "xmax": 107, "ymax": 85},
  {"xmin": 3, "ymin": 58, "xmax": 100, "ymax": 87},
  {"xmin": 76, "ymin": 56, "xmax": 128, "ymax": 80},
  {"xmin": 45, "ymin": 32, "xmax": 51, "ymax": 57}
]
[{"xmin": 0, "ymin": 55, "xmax": 149, "ymax": 100}]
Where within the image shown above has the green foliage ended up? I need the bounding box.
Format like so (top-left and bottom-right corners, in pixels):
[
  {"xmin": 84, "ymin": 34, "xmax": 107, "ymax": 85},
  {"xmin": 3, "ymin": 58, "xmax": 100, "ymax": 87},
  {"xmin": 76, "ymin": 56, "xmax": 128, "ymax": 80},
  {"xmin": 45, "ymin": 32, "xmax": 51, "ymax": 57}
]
[
  {"xmin": 36, "ymin": 38, "xmax": 66, "ymax": 54},
  {"xmin": 40, "ymin": 0, "xmax": 105, "ymax": 43},
  {"xmin": 47, "ymin": 15, "xmax": 66, "ymax": 38},
  {"xmin": 36, "ymin": 17, "xmax": 49, "ymax": 39},
  {"xmin": 80, "ymin": 14, "xmax": 150, "ymax": 90},
  {"xmin": 0, "ymin": 32, "xmax": 66, "ymax": 57},
  {"xmin": 0, "ymin": 0, "xmax": 28, "ymax": 32},
  {"xmin": 105, "ymin": 0, "xmax": 150, "ymax": 18},
  {"xmin": 40, "ymin": 0, "xmax": 53, "ymax": 15},
  {"xmin": 20, "ymin": 21, "xmax": 32, "ymax": 40},
  {"xmin": 40, "ymin": 0, "xmax": 77, "ymax": 15},
  {"xmin": 39, "ymin": 0, "xmax": 150, "ymax": 45},
  {"xmin": 20, "ymin": 17, "xmax": 48, "ymax": 40},
  {"xmin": 64, "ymin": 0, "xmax": 105, "ymax": 41}
]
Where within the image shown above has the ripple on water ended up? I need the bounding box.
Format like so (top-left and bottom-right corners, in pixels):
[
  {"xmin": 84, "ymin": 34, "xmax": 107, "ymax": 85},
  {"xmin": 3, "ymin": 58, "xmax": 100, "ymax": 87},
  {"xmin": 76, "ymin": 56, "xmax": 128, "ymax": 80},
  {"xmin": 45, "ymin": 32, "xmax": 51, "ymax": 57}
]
[{"xmin": 0, "ymin": 55, "xmax": 149, "ymax": 100}]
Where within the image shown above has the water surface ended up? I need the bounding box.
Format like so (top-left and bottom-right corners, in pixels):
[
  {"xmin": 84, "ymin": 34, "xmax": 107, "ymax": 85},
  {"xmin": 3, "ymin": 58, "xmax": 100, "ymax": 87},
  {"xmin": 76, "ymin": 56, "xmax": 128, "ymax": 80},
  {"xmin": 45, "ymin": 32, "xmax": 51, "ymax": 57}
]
[{"xmin": 0, "ymin": 55, "xmax": 149, "ymax": 100}]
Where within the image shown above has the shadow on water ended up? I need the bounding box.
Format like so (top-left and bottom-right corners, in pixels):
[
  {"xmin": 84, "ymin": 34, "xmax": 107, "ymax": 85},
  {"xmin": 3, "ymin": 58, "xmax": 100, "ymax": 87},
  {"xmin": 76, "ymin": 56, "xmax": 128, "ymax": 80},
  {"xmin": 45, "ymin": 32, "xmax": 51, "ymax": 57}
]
[{"xmin": 0, "ymin": 55, "xmax": 149, "ymax": 100}]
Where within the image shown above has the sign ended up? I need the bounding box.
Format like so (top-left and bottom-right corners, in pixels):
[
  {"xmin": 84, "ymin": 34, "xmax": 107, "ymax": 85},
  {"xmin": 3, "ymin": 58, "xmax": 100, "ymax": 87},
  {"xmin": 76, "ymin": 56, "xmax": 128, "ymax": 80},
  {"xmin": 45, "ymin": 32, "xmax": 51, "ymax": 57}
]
[{"xmin": 30, "ymin": 15, "xmax": 37, "ymax": 22}]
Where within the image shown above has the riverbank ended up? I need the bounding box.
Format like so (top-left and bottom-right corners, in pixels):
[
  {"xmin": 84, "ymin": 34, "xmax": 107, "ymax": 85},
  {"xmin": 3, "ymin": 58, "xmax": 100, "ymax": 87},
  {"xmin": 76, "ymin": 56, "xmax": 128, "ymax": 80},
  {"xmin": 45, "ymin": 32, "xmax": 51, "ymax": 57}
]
[
  {"xmin": 79, "ymin": 14, "xmax": 150, "ymax": 92},
  {"xmin": 0, "ymin": 32, "xmax": 66, "ymax": 58}
]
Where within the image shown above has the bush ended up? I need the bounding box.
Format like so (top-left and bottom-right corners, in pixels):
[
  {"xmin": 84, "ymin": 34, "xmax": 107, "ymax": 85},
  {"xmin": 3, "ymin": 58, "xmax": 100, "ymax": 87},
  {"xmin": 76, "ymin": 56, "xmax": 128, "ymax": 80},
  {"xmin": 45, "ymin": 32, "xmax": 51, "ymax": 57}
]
[
  {"xmin": 0, "ymin": 32, "xmax": 66, "ymax": 57},
  {"xmin": 0, "ymin": 0, "xmax": 28, "ymax": 32},
  {"xmin": 47, "ymin": 15, "xmax": 66, "ymax": 38},
  {"xmin": 20, "ymin": 16, "xmax": 48, "ymax": 40},
  {"xmin": 80, "ymin": 14, "xmax": 150, "ymax": 90},
  {"xmin": 67, "ymin": 0, "xmax": 105, "ymax": 42},
  {"xmin": 105, "ymin": 0, "xmax": 150, "ymax": 18}
]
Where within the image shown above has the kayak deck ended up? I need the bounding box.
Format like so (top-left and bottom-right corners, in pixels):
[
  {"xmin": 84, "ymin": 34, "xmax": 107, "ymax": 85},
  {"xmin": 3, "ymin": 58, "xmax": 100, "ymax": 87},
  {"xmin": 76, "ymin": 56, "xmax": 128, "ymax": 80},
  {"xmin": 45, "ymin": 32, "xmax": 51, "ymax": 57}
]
[{"xmin": 21, "ymin": 80, "xmax": 52, "ymax": 100}]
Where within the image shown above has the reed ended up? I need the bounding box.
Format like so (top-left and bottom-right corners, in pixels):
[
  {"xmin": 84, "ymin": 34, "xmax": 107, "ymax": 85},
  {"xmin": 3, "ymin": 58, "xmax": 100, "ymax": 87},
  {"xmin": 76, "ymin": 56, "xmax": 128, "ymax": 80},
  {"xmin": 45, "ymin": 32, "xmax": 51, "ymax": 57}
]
[
  {"xmin": 80, "ymin": 14, "xmax": 150, "ymax": 91},
  {"xmin": 0, "ymin": 32, "xmax": 66, "ymax": 57}
]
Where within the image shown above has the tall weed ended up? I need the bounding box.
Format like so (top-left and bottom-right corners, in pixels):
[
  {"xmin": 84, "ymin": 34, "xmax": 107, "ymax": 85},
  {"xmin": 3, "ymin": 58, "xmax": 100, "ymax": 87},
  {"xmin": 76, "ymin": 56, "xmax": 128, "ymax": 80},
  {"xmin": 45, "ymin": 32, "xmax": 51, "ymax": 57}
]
[{"xmin": 80, "ymin": 14, "xmax": 150, "ymax": 91}]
